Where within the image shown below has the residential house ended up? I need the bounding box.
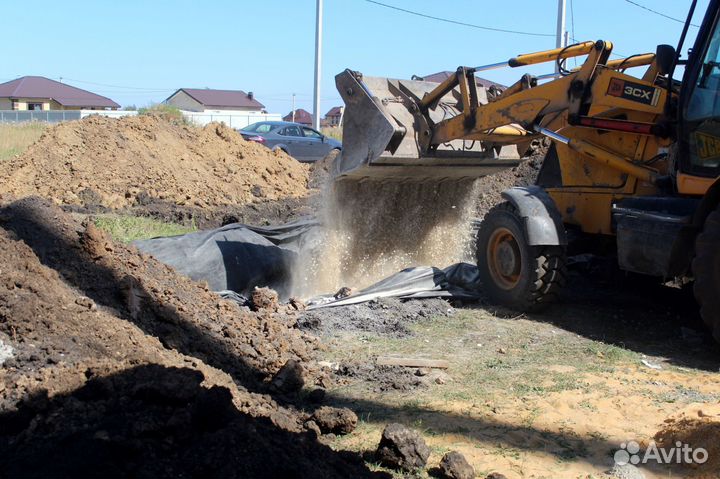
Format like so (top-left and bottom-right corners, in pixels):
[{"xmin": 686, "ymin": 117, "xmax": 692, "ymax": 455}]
[
  {"xmin": 164, "ymin": 88, "xmax": 265, "ymax": 114},
  {"xmin": 325, "ymin": 106, "xmax": 343, "ymax": 127},
  {"xmin": 413, "ymin": 71, "xmax": 506, "ymax": 91},
  {"xmin": 283, "ymin": 108, "xmax": 313, "ymax": 126},
  {"xmin": 164, "ymin": 88, "xmax": 280, "ymax": 129},
  {"xmin": 0, "ymin": 76, "xmax": 120, "ymax": 110}
]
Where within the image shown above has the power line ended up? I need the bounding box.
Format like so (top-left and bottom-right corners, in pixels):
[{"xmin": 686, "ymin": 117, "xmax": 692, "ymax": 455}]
[
  {"xmin": 60, "ymin": 77, "xmax": 176, "ymax": 91},
  {"xmin": 363, "ymin": 0, "xmax": 554, "ymax": 37},
  {"xmin": 623, "ymin": 0, "xmax": 699, "ymax": 27}
]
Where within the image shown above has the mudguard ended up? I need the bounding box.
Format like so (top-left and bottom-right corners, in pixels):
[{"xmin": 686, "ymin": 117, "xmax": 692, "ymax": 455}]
[{"xmin": 500, "ymin": 186, "xmax": 567, "ymax": 246}]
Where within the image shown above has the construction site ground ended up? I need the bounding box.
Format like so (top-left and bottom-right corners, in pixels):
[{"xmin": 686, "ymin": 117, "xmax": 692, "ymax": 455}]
[
  {"xmin": 1, "ymin": 118, "xmax": 719, "ymax": 478},
  {"xmin": 308, "ymin": 271, "xmax": 720, "ymax": 478}
]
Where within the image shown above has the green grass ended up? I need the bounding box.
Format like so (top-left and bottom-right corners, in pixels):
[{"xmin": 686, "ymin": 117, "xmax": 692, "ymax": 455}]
[
  {"xmin": 322, "ymin": 309, "xmax": 640, "ymax": 405},
  {"xmin": 0, "ymin": 122, "xmax": 47, "ymax": 160},
  {"xmin": 94, "ymin": 215, "xmax": 196, "ymax": 243}
]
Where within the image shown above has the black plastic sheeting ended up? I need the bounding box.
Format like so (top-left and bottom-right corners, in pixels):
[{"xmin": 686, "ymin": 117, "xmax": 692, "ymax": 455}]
[{"xmin": 133, "ymin": 218, "xmax": 481, "ymax": 308}]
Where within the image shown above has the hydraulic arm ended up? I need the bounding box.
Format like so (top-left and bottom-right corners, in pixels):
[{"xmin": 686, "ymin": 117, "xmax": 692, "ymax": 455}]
[{"xmin": 335, "ymin": 39, "xmax": 671, "ymax": 184}]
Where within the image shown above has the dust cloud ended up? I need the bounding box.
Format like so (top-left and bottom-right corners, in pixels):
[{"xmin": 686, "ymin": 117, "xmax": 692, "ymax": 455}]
[{"xmin": 292, "ymin": 178, "xmax": 480, "ymax": 297}]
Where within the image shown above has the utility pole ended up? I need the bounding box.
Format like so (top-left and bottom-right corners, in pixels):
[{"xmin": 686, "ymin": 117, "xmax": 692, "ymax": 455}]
[
  {"xmin": 313, "ymin": 0, "xmax": 323, "ymax": 130},
  {"xmin": 555, "ymin": 0, "xmax": 567, "ymax": 73},
  {"xmin": 292, "ymin": 93, "xmax": 296, "ymax": 122}
]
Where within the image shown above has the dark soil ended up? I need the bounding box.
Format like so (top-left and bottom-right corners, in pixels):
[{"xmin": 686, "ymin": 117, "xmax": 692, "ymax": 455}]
[
  {"xmin": 298, "ymin": 298, "xmax": 455, "ymax": 338},
  {"xmin": 336, "ymin": 363, "xmax": 431, "ymax": 393},
  {"xmin": 62, "ymin": 195, "xmax": 316, "ymax": 230},
  {"xmin": 0, "ymin": 365, "xmax": 376, "ymax": 479}
]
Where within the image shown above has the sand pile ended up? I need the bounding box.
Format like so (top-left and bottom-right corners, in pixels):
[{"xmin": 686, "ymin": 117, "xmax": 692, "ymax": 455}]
[
  {"xmin": 0, "ymin": 197, "xmax": 375, "ymax": 477},
  {"xmin": 0, "ymin": 115, "xmax": 309, "ymax": 209}
]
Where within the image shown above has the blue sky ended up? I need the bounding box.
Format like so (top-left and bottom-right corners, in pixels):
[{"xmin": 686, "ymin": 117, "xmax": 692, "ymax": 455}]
[{"xmin": 2, "ymin": 0, "xmax": 710, "ymax": 116}]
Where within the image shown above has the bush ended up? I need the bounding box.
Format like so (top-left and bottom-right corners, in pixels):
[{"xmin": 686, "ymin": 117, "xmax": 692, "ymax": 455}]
[{"xmin": 138, "ymin": 104, "xmax": 189, "ymax": 125}]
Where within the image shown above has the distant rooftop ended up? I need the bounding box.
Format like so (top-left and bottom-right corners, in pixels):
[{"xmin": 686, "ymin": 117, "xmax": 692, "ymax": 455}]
[
  {"xmin": 326, "ymin": 106, "xmax": 343, "ymax": 117},
  {"xmin": 0, "ymin": 76, "xmax": 120, "ymax": 108},
  {"xmin": 415, "ymin": 71, "xmax": 507, "ymax": 90},
  {"xmin": 283, "ymin": 108, "xmax": 312, "ymax": 125},
  {"xmin": 169, "ymin": 88, "xmax": 265, "ymax": 109}
]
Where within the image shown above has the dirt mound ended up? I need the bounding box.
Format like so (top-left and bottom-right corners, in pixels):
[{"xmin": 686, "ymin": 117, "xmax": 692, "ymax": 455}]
[
  {"xmin": 653, "ymin": 405, "xmax": 720, "ymax": 475},
  {"xmin": 473, "ymin": 151, "xmax": 544, "ymax": 218},
  {"xmin": 0, "ymin": 115, "xmax": 309, "ymax": 209},
  {"xmin": 0, "ymin": 197, "xmax": 376, "ymax": 477}
]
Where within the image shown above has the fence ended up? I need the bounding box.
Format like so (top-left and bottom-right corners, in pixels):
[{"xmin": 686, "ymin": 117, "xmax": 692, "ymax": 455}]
[
  {"xmin": 0, "ymin": 110, "xmax": 137, "ymax": 123},
  {"xmin": 0, "ymin": 109, "xmax": 279, "ymax": 129},
  {"xmin": 181, "ymin": 111, "xmax": 282, "ymax": 129}
]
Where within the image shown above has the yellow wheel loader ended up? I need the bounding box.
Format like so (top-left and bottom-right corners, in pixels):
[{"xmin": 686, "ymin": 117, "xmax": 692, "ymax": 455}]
[{"xmin": 334, "ymin": 0, "xmax": 720, "ymax": 341}]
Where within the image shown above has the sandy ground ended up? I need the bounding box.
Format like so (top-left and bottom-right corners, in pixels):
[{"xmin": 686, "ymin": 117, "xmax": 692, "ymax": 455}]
[{"xmin": 303, "ymin": 264, "xmax": 720, "ymax": 478}]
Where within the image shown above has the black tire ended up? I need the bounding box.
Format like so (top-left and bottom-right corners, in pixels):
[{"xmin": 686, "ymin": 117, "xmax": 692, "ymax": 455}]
[
  {"xmin": 692, "ymin": 206, "xmax": 720, "ymax": 343},
  {"xmin": 476, "ymin": 202, "xmax": 567, "ymax": 312}
]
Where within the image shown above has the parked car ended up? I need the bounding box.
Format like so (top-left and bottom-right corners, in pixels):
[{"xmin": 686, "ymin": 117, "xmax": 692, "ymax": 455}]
[{"xmin": 239, "ymin": 121, "xmax": 341, "ymax": 162}]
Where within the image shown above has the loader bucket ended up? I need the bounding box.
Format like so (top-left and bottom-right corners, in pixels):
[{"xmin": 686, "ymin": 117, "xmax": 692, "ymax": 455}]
[{"xmin": 334, "ymin": 69, "xmax": 522, "ymax": 181}]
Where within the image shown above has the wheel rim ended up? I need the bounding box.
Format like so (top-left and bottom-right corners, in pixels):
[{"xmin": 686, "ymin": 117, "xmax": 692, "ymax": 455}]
[{"xmin": 486, "ymin": 227, "xmax": 522, "ymax": 290}]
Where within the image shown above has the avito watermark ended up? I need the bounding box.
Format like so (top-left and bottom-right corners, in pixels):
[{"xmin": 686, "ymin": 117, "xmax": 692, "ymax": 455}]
[{"xmin": 614, "ymin": 440, "xmax": 708, "ymax": 466}]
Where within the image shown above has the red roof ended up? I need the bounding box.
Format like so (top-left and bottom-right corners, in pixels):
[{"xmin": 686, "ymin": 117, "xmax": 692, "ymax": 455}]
[
  {"xmin": 416, "ymin": 71, "xmax": 506, "ymax": 90},
  {"xmin": 171, "ymin": 88, "xmax": 265, "ymax": 109},
  {"xmin": 326, "ymin": 106, "xmax": 343, "ymax": 117},
  {"xmin": 0, "ymin": 76, "xmax": 120, "ymax": 108},
  {"xmin": 283, "ymin": 108, "xmax": 313, "ymax": 125}
]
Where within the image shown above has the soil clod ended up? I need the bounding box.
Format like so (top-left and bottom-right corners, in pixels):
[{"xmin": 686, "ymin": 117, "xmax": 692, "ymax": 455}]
[
  {"xmin": 312, "ymin": 406, "xmax": 358, "ymax": 435},
  {"xmin": 270, "ymin": 359, "xmax": 305, "ymax": 394},
  {"xmin": 376, "ymin": 423, "xmax": 431, "ymax": 471},
  {"xmin": 438, "ymin": 451, "xmax": 475, "ymax": 479},
  {"xmin": 251, "ymin": 286, "xmax": 280, "ymax": 312}
]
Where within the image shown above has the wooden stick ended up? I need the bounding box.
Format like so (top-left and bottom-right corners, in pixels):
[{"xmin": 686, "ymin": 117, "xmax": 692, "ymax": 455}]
[{"xmin": 376, "ymin": 357, "xmax": 449, "ymax": 369}]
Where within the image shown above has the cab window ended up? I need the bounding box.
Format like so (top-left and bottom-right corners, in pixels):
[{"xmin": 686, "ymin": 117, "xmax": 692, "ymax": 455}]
[
  {"xmin": 687, "ymin": 19, "xmax": 720, "ymax": 122},
  {"xmin": 686, "ymin": 14, "xmax": 720, "ymax": 170}
]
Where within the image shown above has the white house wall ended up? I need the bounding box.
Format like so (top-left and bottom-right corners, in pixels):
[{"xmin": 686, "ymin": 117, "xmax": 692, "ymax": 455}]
[{"xmin": 165, "ymin": 91, "xmax": 204, "ymax": 111}]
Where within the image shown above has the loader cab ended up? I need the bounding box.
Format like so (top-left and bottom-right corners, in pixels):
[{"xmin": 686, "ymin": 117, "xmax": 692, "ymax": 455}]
[{"xmin": 679, "ymin": 0, "xmax": 720, "ymax": 179}]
